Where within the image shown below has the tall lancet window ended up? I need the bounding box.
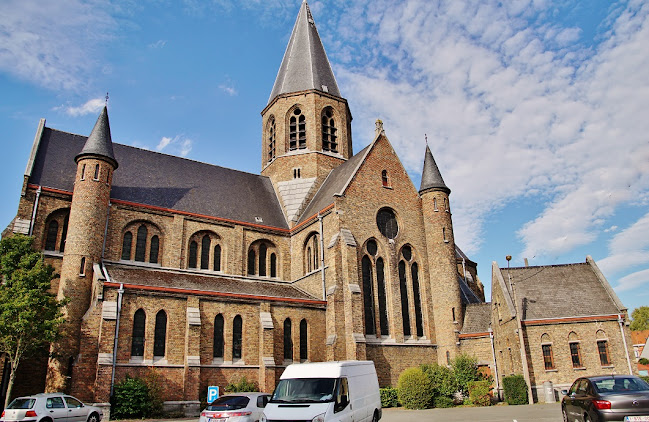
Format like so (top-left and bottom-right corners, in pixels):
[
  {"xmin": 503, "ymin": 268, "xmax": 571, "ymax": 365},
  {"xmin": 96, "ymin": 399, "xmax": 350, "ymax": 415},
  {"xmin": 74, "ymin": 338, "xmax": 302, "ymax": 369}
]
[
  {"xmin": 267, "ymin": 116, "xmax": 276, "ymax": 162},
  {"xmin": 289, "ymin": 108, "xmax": 306, "ymax": 150},
  {"xmin": 321, "ymin": 107, "xmax": 337, "ymax": 152}
]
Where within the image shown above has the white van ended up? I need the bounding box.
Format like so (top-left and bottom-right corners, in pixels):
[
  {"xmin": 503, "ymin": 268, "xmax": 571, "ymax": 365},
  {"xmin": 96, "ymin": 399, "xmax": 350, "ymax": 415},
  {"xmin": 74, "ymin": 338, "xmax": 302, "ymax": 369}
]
[{"xmin": 261, "ymin": 360, "xmax": 382, "ymax": 422}]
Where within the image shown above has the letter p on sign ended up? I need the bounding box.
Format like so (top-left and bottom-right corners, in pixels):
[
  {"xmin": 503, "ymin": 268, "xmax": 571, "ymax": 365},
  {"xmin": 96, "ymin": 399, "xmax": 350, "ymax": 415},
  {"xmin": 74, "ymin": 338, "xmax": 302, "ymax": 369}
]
[{"xmin": 207, "ymin": 386, "xmax": 219, "ymax": 403}]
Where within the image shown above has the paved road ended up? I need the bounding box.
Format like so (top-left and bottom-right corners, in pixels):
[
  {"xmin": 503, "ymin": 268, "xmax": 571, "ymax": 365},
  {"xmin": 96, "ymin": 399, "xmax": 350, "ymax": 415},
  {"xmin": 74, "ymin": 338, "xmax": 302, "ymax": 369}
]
[{"xmin": 381, "ymin": 403, "xmax": 562, "ymax": 422}]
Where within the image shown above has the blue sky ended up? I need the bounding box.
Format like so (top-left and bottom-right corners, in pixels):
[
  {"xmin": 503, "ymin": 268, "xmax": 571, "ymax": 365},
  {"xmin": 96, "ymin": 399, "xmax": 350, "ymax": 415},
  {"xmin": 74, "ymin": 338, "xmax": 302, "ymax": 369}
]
[{"xmin": 1, "ymin": 0, "xmax": 648, "ymax": 314}]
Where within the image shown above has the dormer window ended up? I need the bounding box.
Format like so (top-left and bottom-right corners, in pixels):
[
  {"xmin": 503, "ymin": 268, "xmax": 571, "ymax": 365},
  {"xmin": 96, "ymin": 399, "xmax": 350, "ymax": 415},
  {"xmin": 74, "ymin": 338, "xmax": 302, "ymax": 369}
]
[
  {"xmin": 321, "ymin": 107, "xmax": 337, "ymax": 152},
  {"xmin": 289, "ymin": 108, "xmax": 306, "ymax": 150}
]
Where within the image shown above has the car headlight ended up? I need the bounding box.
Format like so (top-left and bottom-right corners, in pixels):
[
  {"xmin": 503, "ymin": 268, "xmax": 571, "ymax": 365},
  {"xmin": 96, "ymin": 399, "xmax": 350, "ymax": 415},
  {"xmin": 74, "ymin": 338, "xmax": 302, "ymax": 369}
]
[{"xmin": 311, "ymin": 413, "xmax": 325, "ymax": 422}]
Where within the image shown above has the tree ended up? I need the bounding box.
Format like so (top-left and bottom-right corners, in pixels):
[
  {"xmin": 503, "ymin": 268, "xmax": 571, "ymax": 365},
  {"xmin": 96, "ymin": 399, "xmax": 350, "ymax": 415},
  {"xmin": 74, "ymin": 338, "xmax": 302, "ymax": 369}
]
[
  {"xmin": 630, "ymin": 307, "xmax": 649, "ymax": 331},
  {"xmin": 0, "ymin": 234, "xmax": 65, "ymax": 407},
  {"xmin": 451, "ymin": 353, "xmax": 480, "ymax": 396}
]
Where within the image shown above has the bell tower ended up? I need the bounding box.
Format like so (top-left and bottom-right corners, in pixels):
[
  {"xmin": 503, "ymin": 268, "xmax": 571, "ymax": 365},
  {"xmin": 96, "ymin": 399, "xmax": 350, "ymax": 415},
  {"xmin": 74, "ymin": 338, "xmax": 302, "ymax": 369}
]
[{"xmin": 261, "ymin": 0, "xmax": 352, "ymax": 225}]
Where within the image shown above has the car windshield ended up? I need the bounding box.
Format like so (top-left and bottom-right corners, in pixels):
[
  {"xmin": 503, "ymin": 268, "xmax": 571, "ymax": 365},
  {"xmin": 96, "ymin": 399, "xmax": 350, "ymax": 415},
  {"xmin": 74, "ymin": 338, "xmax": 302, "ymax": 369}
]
[
  {"xmin": 206, "ymin": 396, "xmax": 249, "ymax": 411},
  {"xmin": 7, "ymin": 399, "xmax": 35, "ymax": 409},
  {"xmin": 593, "ymin": 377, "xmax": 649, "ymax": 393},
  {"xmin": 271, "ymin": 378, "xmax": 336, "ymax": 403}
]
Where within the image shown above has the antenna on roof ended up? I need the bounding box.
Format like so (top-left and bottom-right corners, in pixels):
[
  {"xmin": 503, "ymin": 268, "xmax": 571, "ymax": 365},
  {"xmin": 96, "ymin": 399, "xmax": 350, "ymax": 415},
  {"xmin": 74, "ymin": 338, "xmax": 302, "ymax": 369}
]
[{"xmin": 105, "ymin": 92, "xmax": 109, "ymax": 105}]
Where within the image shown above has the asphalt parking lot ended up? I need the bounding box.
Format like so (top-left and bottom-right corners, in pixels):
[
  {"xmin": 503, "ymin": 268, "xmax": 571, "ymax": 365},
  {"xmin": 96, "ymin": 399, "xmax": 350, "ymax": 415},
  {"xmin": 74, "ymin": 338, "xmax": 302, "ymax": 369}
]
[{"xmin": 380, "ymin": 403, "xmax": 562, "ymax": 422}]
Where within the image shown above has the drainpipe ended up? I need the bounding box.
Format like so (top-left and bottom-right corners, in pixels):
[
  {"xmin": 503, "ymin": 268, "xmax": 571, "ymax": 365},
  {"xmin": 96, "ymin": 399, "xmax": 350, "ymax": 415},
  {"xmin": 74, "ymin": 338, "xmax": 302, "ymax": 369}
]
[
  {"xmin": 101, "ymin": 202, "xmax": 111, "ymax": 259},
  {"xmin": 618, "ymin": 314, "xmax": 633, "ymax": 374},
  {"xmin": 489, "ymin": 327, "xmax": 500, "ymax": 399},
  {"xmin": 28, "ymin": 186, "xmax": 42, "ymax": 236},
  {"xmin": 105, "ymin": 262, "xmax": 123, "ymax": 398},
  {"xmin": 318, "ymin": 213, "xmax": 326, "ymax": 301}
]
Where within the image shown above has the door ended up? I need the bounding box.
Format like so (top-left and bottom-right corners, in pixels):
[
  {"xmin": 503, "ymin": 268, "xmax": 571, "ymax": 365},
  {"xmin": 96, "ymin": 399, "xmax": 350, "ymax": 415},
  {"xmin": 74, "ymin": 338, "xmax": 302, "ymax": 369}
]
[
  {"xmin": 63, "ymin": 396, "xmax": 87, "ymax": 422},
  {"xmin": 333, "ymin": 378, "xmax": 354, "ymax": 422},
  {"xmin": 45, "ymin": 396, "xmax": 69, "ymax": 422},
  {"xmin": 564, "ymin": 379, "xmax": 582, "ymax": 421}
]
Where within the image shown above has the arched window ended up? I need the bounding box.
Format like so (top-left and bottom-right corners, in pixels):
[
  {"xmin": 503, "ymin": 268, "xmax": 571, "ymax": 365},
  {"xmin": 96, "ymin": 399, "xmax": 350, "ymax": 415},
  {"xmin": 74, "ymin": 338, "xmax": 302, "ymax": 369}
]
[
  {"xmin": 270, "ymin": 253, "xmax": 277, "ymax": 278},
  {"xmin": 376, "ymin": 258, "xmax": 389, "ymax": 336},
  {"xmin": 232, "ymin": 315, "xmax": 243, "ymax": 360},
  {"xmin": 189, "ymin": 241, "xmax": 198, "ymax": 269},
  {"xmin": 398, "ymin": 261, "xmax": 411, "ymax": 336},
  {"xmin": 214, "ymin": 245, "xmax": 221, "ymax": 271},
  {"xmin": 283, "ymin": 318, "xmax": 293, "ymax": 361},
  {"xmin": 93, "ymin": 164, "xmax": 100, "ymax": 180},
  {"xmin": 149, "ymin": 235, "xmax": 159, "ymax": 264},
  {"xmin": 214, "ymin": 314, "xmax": 224, "ymax": 359},
  {"xmin": 45, "ymin": 220, "xmax": 58, "ymax": 251},
  {"xmin": 131, "ymin": 309, "xmax": 145, "ymax": 357},
  {"xmin": 568, "ymin": 332, "xmax": 582, "ymax": 368},
  {"xmin": 596, "ymin": 330, "xmax": 611, "ymax": 365},
  {"xmin": 59, "ymin": 215, "xmax": 69, "ymax": 252},
  {"xmin": 135, "ymin": 225, "xmax": 147, "ymax": 262},
  {"xmin": 122, "ymin": 232, "xmax": 132, "ymax": 260},
  {"xmin": 201, "ymin": 235, "xmax": 211, "ymax": 270},
  {"xmin": 376, "ymin": 208, "xmax": 398, "ymax": 239},
  {"xmin": 541, "ymin": 333, "xmax": 555, "ymax": 370},
  {"xmin": 154, "ymin": 310, "xmax": 167, "ymax": 357},
  {"xmin": 412, "ymin": 263, "xmax": 423, "ymax": 337},
  {"xmin": 248, "ymin": 250, "xmax": 256, "ymax": 275},
  {"xmin": 267, "ymin": 116, "xmax": 276, "ymax": 162},
  {"xmin": 321, "ymin": 107, "xmax": 337, "ymax": 152},
  {"xmin": 361, "ymin": 255, "xmax": 376, "ymax": 335},
  {"xmin": 289, "ymin": 108, "xmax": 306, "ymax": 150},
  {"xmin": 300, "ymin": 319, "xmax": 308, "ymax": 361},
  {"xmin": 259, "ymin": 243, "xmax": 267, "ymax": 277},
  {"xmin": 304, "ymin": 233, "xmax": 320, "ymax": 274},
  {"xmin": 381, "ymin": 170, "xmax": 389, "ymax": 187}
]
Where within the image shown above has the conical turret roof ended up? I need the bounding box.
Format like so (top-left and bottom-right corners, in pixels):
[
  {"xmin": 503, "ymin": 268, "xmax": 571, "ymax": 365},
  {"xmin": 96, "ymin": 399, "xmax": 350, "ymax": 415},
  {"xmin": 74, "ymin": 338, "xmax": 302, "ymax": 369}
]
[
  {"xmin": 419, "ymin": 145, "xmax": 450, "ymax": 194},
  {"xmin": 75, "ymin": 105, "xmax": 118, "ymax": 169},
  {"xmin": 268, "ymin": 1, "xmax": 341, "ymax": 104}
]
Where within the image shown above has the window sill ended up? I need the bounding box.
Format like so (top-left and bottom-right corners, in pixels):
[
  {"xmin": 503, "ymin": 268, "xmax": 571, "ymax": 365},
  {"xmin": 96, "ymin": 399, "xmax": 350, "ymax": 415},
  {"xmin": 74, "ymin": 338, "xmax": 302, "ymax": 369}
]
[
  {"xmin": 545, "ymin": 368, "xmax": 558, "ymax": 372},
  {"xmin": 601, "ymin": 365, "xmax": 614, "ymax": 368},
  {"xmin": 382, "ymin": 185, "xmax": 392, "ymax": 189},
  {"xmin": 573, "ymin": 367, "xmax": 587, "ymax": 370}
]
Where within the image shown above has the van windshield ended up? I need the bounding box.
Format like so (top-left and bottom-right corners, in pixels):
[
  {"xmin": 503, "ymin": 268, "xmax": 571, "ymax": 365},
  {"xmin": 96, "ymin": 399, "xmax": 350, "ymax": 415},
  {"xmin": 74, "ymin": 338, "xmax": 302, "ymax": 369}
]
[{"xmin": 271, "ymin": 378, "xmax": 337, "ymax": 403}]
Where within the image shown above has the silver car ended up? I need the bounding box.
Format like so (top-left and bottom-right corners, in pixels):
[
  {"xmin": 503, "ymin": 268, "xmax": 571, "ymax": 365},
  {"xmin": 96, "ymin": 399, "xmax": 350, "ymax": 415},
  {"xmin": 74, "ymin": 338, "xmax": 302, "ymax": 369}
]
[
  {"xmin": 199, "ymin": 393, "xmax": 271, "ymax": 422},
  {"xmin": 1, "ymin": 393, "xmax": 103, "ymax": 422}
]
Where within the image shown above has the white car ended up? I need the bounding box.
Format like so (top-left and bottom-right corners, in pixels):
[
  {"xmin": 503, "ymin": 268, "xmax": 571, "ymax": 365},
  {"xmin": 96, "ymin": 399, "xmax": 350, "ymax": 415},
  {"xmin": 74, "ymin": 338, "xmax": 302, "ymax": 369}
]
[
  {"xmin": 1, "ymin": 393, "xmax": 103, "ymax": 422},
  {"xmin": 199, "ymin": 393, "xmax": 271, "ymax": 422}
]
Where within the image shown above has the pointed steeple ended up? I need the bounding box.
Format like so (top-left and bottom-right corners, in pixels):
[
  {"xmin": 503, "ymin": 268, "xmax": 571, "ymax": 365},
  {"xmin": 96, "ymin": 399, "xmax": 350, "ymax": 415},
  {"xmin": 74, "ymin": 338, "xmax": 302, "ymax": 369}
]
[
  {"xmin": 75, "ymin": 106, "xmax": 118, "ymax": 169},
  {"xmin": 419, "ymin": 145, "xmax": 450, "ymax": 195},
  {"xmin": 268, "ymin": 0, "xmax": 341, "ymax": 104}
]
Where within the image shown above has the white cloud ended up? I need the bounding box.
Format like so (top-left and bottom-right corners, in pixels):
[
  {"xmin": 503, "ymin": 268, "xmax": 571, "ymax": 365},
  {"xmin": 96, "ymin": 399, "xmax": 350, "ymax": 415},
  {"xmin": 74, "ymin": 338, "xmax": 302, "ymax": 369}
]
[
  {"xmin": 219, "ymin": 83, "xmax": 237, "ymax": 96},
  {"xmin": 148, "ymin": 40, "xmax": 167, "ymax": 49},
  {"xmin": 317, "ymin": 0, "xmax": 649, "ymax": 260},
  {"xmin": 597, "ymin": 212, "xmax": 649, "ymax": 276},
  {"xmin": 56, "ymin": 97, "xmax": 106, "ymax": 117},
  {"xmin": 0, "ymin": 0, "xmax": 117, "ymax": 91},
  {"xmin": 614, "ymin": 268, "xmax": 649, "ymax": 292},
  {"xmin": 156, "ymin": 135, "xmax": 193, "ymax": 157}
]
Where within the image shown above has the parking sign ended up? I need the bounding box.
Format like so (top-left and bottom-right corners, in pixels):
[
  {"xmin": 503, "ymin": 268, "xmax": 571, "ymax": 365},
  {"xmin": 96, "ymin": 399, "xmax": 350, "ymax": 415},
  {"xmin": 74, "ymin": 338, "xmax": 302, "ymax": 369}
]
[{"xmin": 207, "ymin": 386, "xmax": 219, "ymax": 403}]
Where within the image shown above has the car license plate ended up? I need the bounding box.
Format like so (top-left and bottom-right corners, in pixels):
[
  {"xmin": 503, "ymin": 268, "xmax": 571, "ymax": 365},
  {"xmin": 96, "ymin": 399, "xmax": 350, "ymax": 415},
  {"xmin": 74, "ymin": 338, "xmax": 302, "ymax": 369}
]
[
  {"xmin": 624, "ymin": 417, "xmax": 649, "ymax": 421},
  {"xmin": 208, "ymin": 419, "xmax": 225, "ymax": 422}
]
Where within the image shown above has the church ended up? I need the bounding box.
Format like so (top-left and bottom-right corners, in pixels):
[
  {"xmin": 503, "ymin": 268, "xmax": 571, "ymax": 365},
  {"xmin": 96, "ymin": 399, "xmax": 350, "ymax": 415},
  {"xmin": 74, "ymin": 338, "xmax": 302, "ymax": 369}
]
[{"xmin": 1, "ymin": 0, "xmax": 636, "ymax": 413}]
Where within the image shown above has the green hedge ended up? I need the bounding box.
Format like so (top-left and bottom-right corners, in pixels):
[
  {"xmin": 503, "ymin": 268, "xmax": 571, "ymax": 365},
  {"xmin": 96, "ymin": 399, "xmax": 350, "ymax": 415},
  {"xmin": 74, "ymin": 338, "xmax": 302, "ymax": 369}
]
[
  {"xmin": 397, "ymin": 367, "xmax": 434, "ymax": 409},
  {"xmin": 224, "ymin": 376, "xmax": 258, "ymax": 393},
  {"xmin": 433, "ymin": 396, "xmax": 454, "ymax": 408},
  {"xmin": 502, "ymin": 375, "xmax": 528, "ymax": 405},
  {"xmin": 380, "ymin": 387, "xmax": 399, "ymax": 408},
  {"xmin": 421, "ymin": 363, "xmax": 457, "ymax": 398},
  {"xmin": 468, "ymin": 380, "xmax": 491, "ymax": 406}
]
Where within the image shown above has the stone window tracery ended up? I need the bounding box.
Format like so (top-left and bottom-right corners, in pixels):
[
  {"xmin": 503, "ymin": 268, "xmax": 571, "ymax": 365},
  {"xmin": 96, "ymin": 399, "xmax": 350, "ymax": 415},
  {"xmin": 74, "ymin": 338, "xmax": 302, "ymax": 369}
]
[
  {"xmin": 43, "ymin": 209, "xmax": 70, "ymax": 253},
  {"xmin": 361, "ymin": 239, "xmax": 389, "ymax": 337},
  {"xmin": 321, "ymin": 107, "xmax": 337, "ymax": 152},
  {"xmin": 187, "ymin": 231, "xmax": 223, "ymax": 271},
  {"xmin": 304, "ymin": 232, "xmax": 320, "ymax": 274},
  {"xmin": 121, "ymin": 221, "xmax": 163, "ymax": 264},
  {"xmin": 376, "ymin": 208, "xmax": 398, "ymax": 239},
  {"xmin": 247, "ymin": 240, "xmax": 278, "ymax": 278},
  {"xmin": 289, "ymin": 107, "xmax": 306, "ymax": 150}
]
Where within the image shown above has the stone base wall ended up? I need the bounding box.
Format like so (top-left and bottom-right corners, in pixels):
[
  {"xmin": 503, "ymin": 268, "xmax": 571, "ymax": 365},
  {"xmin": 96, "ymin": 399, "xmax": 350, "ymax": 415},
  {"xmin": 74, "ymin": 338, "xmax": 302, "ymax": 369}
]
[{"xmin": 366, "ymin": 342, "xmax": 438, "ymax": 387}]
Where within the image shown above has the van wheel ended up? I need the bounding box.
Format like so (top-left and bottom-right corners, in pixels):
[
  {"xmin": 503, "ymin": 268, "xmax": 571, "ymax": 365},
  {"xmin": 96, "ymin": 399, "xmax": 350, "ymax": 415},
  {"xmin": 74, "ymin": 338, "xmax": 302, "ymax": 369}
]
[{"xmin": 372, "ymin": 410, "xmax": 379, "ymax": 422}]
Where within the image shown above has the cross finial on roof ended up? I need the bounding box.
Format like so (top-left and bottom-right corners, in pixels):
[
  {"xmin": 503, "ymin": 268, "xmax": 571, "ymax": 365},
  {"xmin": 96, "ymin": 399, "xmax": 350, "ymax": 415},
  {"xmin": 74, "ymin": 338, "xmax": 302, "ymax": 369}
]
[
  {"xmin": 105, "ymin": 92, "xmax": 109, "ymax": 105},
  {"xmin": 375, "ymin": 119, "xmax": 384, "ymax": 136},
  {"xmin": 425, "ymin": 133, "xmax": 428, "ymax": 145}
]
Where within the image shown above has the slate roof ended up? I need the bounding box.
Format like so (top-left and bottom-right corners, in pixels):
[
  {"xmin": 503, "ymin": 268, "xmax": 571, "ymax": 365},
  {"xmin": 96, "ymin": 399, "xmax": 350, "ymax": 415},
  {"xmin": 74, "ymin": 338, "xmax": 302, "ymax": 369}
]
[
  {"xmin": 461, "ymin": 303, "xmax": 492, "ymax": 334},
  {"xmin": 298, "ymin": 144, "xmax": 371, "ymax": 222},
  {"xmin": 76, "ymin": 106, "xmax": 117, "ymax": 168},
  {"xmin": 502, "ymin": 262, "xmax": 623, "ymax": 320},
  {"xmin": 29, "ymin": 127, "xmax": 288, "ymax": 229},
  {"xmin": 268, "ymin": 1, "xmax": 341, "ymax": 103},
  {"xmin": 419, "ymin": 145, "xmax": 450, "ymax": 195},
  {"xmin": 104, "ymin": 262, "xmax": 322, "ymax": 304},
  {"xmin": 458, "ymin": 275, "xmax": 482, "ymax": 305}
]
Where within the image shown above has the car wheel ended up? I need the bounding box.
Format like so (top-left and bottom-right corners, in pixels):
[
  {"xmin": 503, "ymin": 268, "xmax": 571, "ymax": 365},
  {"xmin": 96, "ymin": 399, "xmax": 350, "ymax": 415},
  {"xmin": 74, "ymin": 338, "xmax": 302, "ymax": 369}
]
[
  {"xmin": 583, "ymin": 415, "xmax": 591, "ymax": 422},
  {"xmin": 87, "ymin": 413, "xmax": 100, "ymax": 422},
  {"xmin": 562, "ymin": 407, "xmax": 569, "ymax": 422}
]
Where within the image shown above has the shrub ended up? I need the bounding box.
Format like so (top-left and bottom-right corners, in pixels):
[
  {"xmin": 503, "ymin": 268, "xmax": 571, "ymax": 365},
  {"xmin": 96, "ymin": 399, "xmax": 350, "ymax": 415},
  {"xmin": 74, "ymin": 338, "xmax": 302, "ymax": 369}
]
[
  {"xmin": 224, "ymin": 376, "xmax": 259, "ymax": 393},
  {"xmin": 397, "ymin": 367, "xmax": 434, "ymax": 409},
  {"xmin": 433, "ymin": 396, "xmax": 454, "ymax": 408},
  {"xmin": 639, "ymin": 358, "xmax": 649, "ymax": 365},
  {"xmin": 111, "ymin": 376, "xmax": 152, "ymax": 419},
  {"xmin": 451, "ymin": 354, "xmax": 479, "ymax": 395},
  {"xmin": 468, "ymin": 380, "xmax": 491, "ymax": 406},
  {"xmin": 640, "ymin": 375, "xmax": 649, "ymax": 384},
  {"xmin": 421, "ymin": 364, "xmax": 457, "ymax": 398},
  {"xmin": 503, "ymin": 375, "xmax": 528, "ymax": 405},
  {"xmin": 380, "ymin": 387, "xmax": 399, "ymax": 408}
]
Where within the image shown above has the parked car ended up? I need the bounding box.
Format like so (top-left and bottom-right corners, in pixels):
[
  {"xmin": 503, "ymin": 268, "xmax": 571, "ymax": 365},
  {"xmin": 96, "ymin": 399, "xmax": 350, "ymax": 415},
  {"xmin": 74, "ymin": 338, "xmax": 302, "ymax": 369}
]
[
  {"xmin": 561, "ymin": 375, "xmax": 649, "ymax": 422},
  {"xmin": 261, "ymin": 360, "xmax": 382, "ymax": 422},
  {"xmin": 199, "ymin": 392, "xmax": 270, "ymax": 422},
  {"xmin": 0, "ymin": 393, "xmax": 102, "ymax": 422}
]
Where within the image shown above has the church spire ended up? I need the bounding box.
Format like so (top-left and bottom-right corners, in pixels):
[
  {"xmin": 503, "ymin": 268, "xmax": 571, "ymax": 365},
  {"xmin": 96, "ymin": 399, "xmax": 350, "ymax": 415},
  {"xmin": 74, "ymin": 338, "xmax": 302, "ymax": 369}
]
[
  {"xmin": 268, "ymin": 0, "xmax": 341, "ymax": 104},
  {"xmin": 419, "ymin": 145, "xmax": 450, "ymax": 195},
  {"xmin": 75, "ymin": 105, "xmax": 118, "ymax": 169}
]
